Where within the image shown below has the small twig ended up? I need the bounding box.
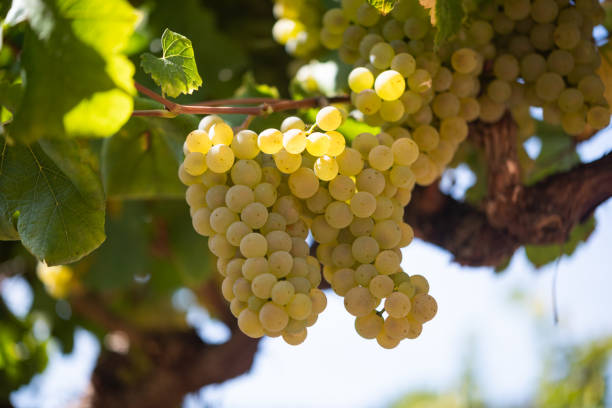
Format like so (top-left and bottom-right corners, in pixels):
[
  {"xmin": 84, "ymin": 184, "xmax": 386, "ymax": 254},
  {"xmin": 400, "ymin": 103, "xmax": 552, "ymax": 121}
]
[
  {"xmin": 132, "ymin": 81, "xmax": 350, "ymax": 118},
  {"xmin": 236, "ymin": 115, "xmax": 255, "ymax": 131}
]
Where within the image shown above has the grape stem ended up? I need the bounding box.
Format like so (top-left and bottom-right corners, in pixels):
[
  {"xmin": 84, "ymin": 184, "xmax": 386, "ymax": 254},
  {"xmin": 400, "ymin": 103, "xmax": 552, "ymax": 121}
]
[{"xmin": 132, "ymin": 82, "xmax": 350, "ymax": 117}]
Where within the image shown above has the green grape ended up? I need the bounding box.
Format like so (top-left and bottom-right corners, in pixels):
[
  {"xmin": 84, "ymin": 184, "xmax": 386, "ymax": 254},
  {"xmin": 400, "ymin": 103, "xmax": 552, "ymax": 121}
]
[
  {"xmin": 356, "ymin": 168, "xmax": 386, "ymax": 196},
  {"xmin": 433, "ymin": 67, "xmax": 452, "ymax": 92},
  {"xmin": 320, "ymin": 27, "xmax": 343, "ymax": 50},
  {"xmin": 468, "ymin": 20, "xmax": 494, "ymax": 46},
  {"xmin": 494, "ymin": 54, "xmax": 519, "ymax": 81},
  {"xmin": 451, "ymin": 48, "xmax": 479, "ymax": 74},
  {"xmin": 558, "ymin": 88, "xmax": 584, "ymax": 113},
  {"xmin": 352, "ymin": 236, "xmax": 380, "ymax": 264},
  {"xmin": 325, "ymin": 201, "xmax": 353, "ymax": 229},
  {"xmin": 390, "ymin": 53, "xmax": 416, "ymax": 78},
  {"xmin": 504, "ymin": 0, "xmax": 531, "ymax": 20},
  {"xmin": 206, "ymin": 185, "xmax": 229, "ymax": 209},
  {"xmin": 407, "ymin": 69, "xmax": 432, "ymax": 93},
  {"xmin": 413, "ymin": 125, "xmax": 439, "ymax": 153},
  {"xmin": 389, "ymin": 165, "xmax": 416, "ymax": 189},
  {"xmin": 280, "ymin": 116, "xmax": 305, "ymax": 132},
  {"xmin": 208, "ymin": 234, "xmax": 236, "ymax": 259},
  {"xmin": 492, "ymin": 12, "xmax": 515, "ymax": 35},
  {"xmin": 323, "ymin": 8, "xmax": 348, "ymax": 34},
  {"xmin": 531, "ymin": 0, "xmax": 558, "ymax": 23},
  {"xmin": 369, "ymin": 274, "xmax": 394, "ymax": 298},
  {"xmin": 379, "ymin": 99, "xmax": 405, "ymax": 122},
  {"xmin": 587, "ymin": 106, "xmax": 611, "ymax": 129},
  {"xmin": 311, "ymin": 215, "xmax": 339, "ymax": 244},
  {"xmin": 238, "ymin": 309, "xmax": 265, "ymax": 338},
  {"xmin": 536, "ymin": 72, "xmax": 565, "ymax": 102},
  {"xmin": 314, "ymin": 155, "xmax": 339, "ymax": 181},
  {"xmin": 356, "ymin": 3, "xmax": 380, "ymax": 27},
  {"xmin": 554, "ymin": 23, "xmax": 581, "ymax": 50},
  {"xmin": 355, "ymin": 89, "xmax": 382, "ymax": 114},
  {"xmin": 306, "ymin": 132, "xmax": 331, "ymax": 156},
  {"xmin": 326, "ymin": 130, "xmax": 346, "ymax": 156},
  {"xmin": 331, "ymin": 243, "xmax": 355, "ymax": 268},
  {"xmin": 459, "ymin": 98, "xmax": 481, "ymax": 122},
  {"xmin": 432, "ymin": 92, "xmax": 460, "ymax": 119},
  {"xmin": 478, "ymin": 95, "xmax": 506, "ymax": 123},
  {"xmin": 343, "ymin": 25, "xmax": 367, "ymax": 50},
  {"xmin": 561, "ymin": 111, "xmax": 586, "ymax": 135},
  {"xmin": 530, "ymin": 23, "xmax": 555, "ymax": 51},
  {"xmin": 266, "ymin": 230, "xmax": 292, "ymax": 253},
  {"xmin": 411, "ymin": 294, "xmax": 438, "ymax": 323},
  {"xmin": 269, "ymin": 251, "xmax": 294, "ymax": 278},
  {"xmin": 352, "ymin": 132, "xmax": 378, "ymax": 159},
  {"xmin": 337, "ymin": 147, "xmax": 364, "ymax": 176},
  {"xmin": 403, "ymin": 17, "xmax": 429, "ymax": 40},
  {"xmin": 185, "ymin": 184, "xmax": 207, "ymax": 209},
  {"xmin": 225, "ymin": 185, "xmax": 254, "ymax": 213},
  {"xmin": 385, "ymin": 292, "xmax": 412, "ymax": 318},
  {"xmin": 282, "ymin": 129, "xmax": 307, "ymax": 154},
  {"xmin": 241, "ymin": 202, "xmax": 269, "ymax": 229},
  {"xmin": 350, "ymin": 191, "xmax": 377, "ymax": 218},
  {"xmin": 487, "ymin": 80, "xmax": 512, "ymax": 103},
  {"xmin": 375, "ymin": 250, "xmax": 401, "ymax": 275},
  {"xmin": 547, "ymin": 49, "xmax": 574, "ymax": 76},
  {"xmin": 271, "ymin": 281, "xmax": 296, "ymax": 306},
  {"xmin": 369, "ymin": 42, "xmax": 395, "ymax": 70},
  {"xmin": 358, "ymin": 33, "xmax": 384, "ymax": 58},
  {"xmin": 400, "ymin": 90, "xmax": 423, "ymax": 114},
  {"xmin": 288, "ymin": 168, "xmax": 319, "ymax": 199},
  {"xmin": 450, "ymin": 73, "xmax": 477, "ymax": 98},
  {"xmin": 209, "ymin": 122, "xmax": 234, "ymax": 146},
  {"xmin": 520, "ymin": 53, "xmax": 547, "ymax": 82},
  {"xmin": 184, "ymin": 152, "xmax": 207, "ymax": 176},
  {"xmin": 578, "ymin": 75, "xmax": 605, "ymax": 103}
]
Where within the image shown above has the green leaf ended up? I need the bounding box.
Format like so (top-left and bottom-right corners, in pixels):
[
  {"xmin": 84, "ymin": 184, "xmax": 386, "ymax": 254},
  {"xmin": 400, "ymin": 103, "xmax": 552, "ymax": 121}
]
[
  {"xmin": 9, "ymin": 0, "xmax": 138, "ymax": 143},
  {"xmin": 102, "ymin": 98, "xmax": 199, "ymax": 199},
  {"xmin": 140, "ymin": 28, "xmax": 202, "ymax": 98},
  {"xmin": 434, "ymin": 0, "xmax": 464, "ymax": 45},
  {"xmin": 0, "ymin": 139, "xmax": 106, "ymax": 265},
  {"xmin": 366, "ymin": 0, "xmax": 398, "ymax": 15},
  {"xmin": 524, "ymin": 122, "xmax": 580, "ymax": 186},
  {"xmin": 525, "ymin": 217, "xmax": 596, "ymax": 268}
]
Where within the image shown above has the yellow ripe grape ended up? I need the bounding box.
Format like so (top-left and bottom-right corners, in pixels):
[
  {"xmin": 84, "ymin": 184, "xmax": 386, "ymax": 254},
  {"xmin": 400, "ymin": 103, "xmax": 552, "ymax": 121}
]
[
  {"xmin": 266, "ymin": 230, "xmax": 292, "ymax": 253},
  {"xmin": 269, "ymin": 250, "xmax": 294, "ymax": 278},
  {"xmin": 355, "ymin": 312, "xmax": 384, "ymax": 339},
  {"xmin": 352, "ymin": 132, "xmax": 379, "ymax": 159},
  {"xmin": 241, "ymin": 202, "xmax": 269, "ymax": 229},
  {"xmin": 226, "ymin": 221, "xmax": 252, "ymax": 247},
  {"xmin": 391, "ymin": 138, "xmax": 419, "ymax": 166},
  {"xmin": 332, "ymin": 243, "xmax": 355, "ymax": 268},
  {"xmin": 348, "ymin": 67, "xmax": 375, "ymax": 93},
  {"xmin": 287, "ymin": 293, "xmax": 313, "ymax": 320},
  {"xmin": 231, "ymin": 159, "xmax": 262, "ymax": 187},
  {"xmin": 208, "ymin": 234, "xmax": 236, "ymax": 259},
  {"xmin": 206, "ymin": 145, "xmax": 234, "ymax": 173},
  {"xmin": 281, "ymin": 116, "xmax": 306, "ymax": 132},
  {"xmin": 261, "ymin": 166, "xmax": 282, "ymax": 188},
  {"xmin": 374, "ymin": 70, "xmax": 405, "ymax": 101},
  {"xmin": 352, "ymin": 236, "xmax": 380, "ymax": 264},
  {"xmin": 355, "ymin": 263, "xmax": 378, "ymax": 287},
  {"xmin": 306, "ymin": 186, "xmax": 332, "ymax": 214},
  {"xmin": 306, "ymin": 132, "xmax": 331, "ymax": 156},
  {"xmin": 225, "ymin": 185, "xmax": 254, "ymax": 213},
  {"xmin": 324, "ymin": 201, "xmax": 353, "ymax": 229},
  {"xmin": 411, "ymin": 293, "xmax": 438, "ymax": 323},
  {"xmin": 375, "ymin": 250, "xmax": 401, "ymax": 275},
  {"xmin": 202, "ymin": 170, "xmax": 227, "ymax": 188},
  {"xmin": 310, "ymin": 288, "xmax": 327, "ymax": 314},
  {"xmin": 238, "ymin": 309, "xmax": 265, "ymax": 338},
  {"xmin": 316, "ymin": 106, "xmax": 343, "ymax": 131},
  {"xmin": 355, "ymin": 89, "xmax": 382, "ymax": 114},
  {"xmin": 451, "ymin": 48, "xmax": 480, "ymax": 74},
  {"xmin": 398, "ymin": 222, "xmax": 415, "ymax": 247},
  {"xmin": 233, "ymin": 278, "xmax": 253, "ymax": 302},
  {"xmin": 192, "ymin": 208, "xmax": 213, "ymax": 236},
  {"xmin": 379, "ymin": 99, "xmax": 405, "ymax": 122},
  {"xmin": 178, "ymin": 163, "xmax": 200, "ymax": 185},
  {"xmin": 273, "ymin": 195, "xmax": 301, "ymax": 225},
  {"xmin": 259, "ymin": 302, "xmax": 289, "ymax": 332},
  {"xmin": 407, "ymin": 69, "xmax": 432, "ymax": 93},
  {"xmin": 311, "ymin": 215, "xmax": 340, "ymax": 244},
  {"xmin": 231, "ymin": 130, "xmax": 260, "ymax": 159},
  {"xmin": 410, "ymin": 274, "xmax": 430, "ymax": 294},
  {"xmin": 368, "ymin": 145, "xmax": 394, "ymax": 171},
  {"xmin": 344, "ymin": 286, "xmax": 376, "ymax": 317},
  {"xmin": 372, "ymin": 219, "xmax": 401, "ymax": 249},
  {"xmin": 314, "ymin": 156, "xmax": 339, "ymax": 181},
  {"xmin": 385, "ymin": 292, "xmax": 412, "ymax": 318},
  {"xmin": 412, "ymin": 125, "xmax": 439, "ymax": 152},
  {"xmin": 242, "ymin": 257, "xmax": 269, "ymax": 280},
  {"xmin": 369, "ymin": 274, "xmax": 394, "ymax": 298},
  {"xmin": 350, "ymin": 191, "xmax": 377, "ymax": 218},
  {"xmin": 185, "ymin": 184, "xmax": 207, "ymax": 209},
  {"xmin": 356, "ymin": 168, "xmax": 385, "ymax": 196},
  {"xmin": 254, "ymin": 182, "xmax": 277, "ymax": 208},
  {"xmin": 239, "ymin": 232, "xmax": 268, "ymax": 258},
  {"xmin": 271, "ymin": 280, "xmax": 295, "ymax": 306},
  {"xmin": 209, "ymin": 122, "xmax": 234, "ymax": 145},
  {"xmin": 283, "ymin": 328, "xmax": 308, "ymax": 346},
  {"xmin": 198, "ymin": 115, "xmax": 224, "ymax": 132},
  {"xmin": 230, "ymin": 298, "xmax": 246, "ymax": 318},
  {"xmin": 258, "ymin": 128, "xmax": 283, "ymax": 154},
  {"xmin": 282, "ymin": 129, "xmax": 307, "ymax": 154},
  {"xmin": 210, "ymin": 206, "xmax": 238, "ymax": 234},
  {"xmin": 183, "ymin": 152, "xmax": 207, "ymax": 176},
  {"xmin": 389, "ymin": 165, "xmax": 416, "ymax": 189},
  {"xmin": 331, "ymin": 268, "xmax": 356, "ymax": 296},
  {"xmin": 251, "ymin": 273, "xmax": 277, "ymax": 299},
  {"xmin": 326, "ymin": 131, "xmax": 346, "ymax": 157},
  {"xmin": 337, "ymin": 147, "xmax": 364, "ymax": 176},
  {"xmin": 384, "ymin": 316, "xmax": 410, "ymax": 340},
  {"xmin": 273, "ymin": 149, "xmax": 302, "ymax": 174},
  {"xmin": 288, "ymin": 168, "xmax": 320, "ymax": 199},
  {"xmin": 185, "ymin": 129, "xmax": 213, "ymax": 154},
  {"xmin": 328, "ymin": 175, "xmax": 356, "ymax": 201}
]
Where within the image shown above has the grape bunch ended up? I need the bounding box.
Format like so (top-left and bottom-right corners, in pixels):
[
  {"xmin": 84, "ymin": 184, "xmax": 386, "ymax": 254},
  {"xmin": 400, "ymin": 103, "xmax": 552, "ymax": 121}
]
[
  {"xmin": 272, "ymin": 0, "xmax": 321, "ymax": 57},
  {"xmin": 463, "ymin": 0, "xmax": 610, "ymax": 136},
  {"xmin": 179, "ymin": 108, "xmax": 353, "ymax": 345}
]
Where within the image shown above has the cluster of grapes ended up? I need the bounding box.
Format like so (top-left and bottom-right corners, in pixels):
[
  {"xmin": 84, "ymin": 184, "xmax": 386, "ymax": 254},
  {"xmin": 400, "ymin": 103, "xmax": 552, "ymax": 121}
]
[
  {"xmin": 463, "ymin": 0, "xmax": 610, "ymax": 137},
  {"xmin": 179, "ymin": 108, "xmax": 355, "ymax": 345},
  {"xmin": 272, "ymin": 0, "xmax": 321, "ymax": 57},
  {"xmin": 320, "ymin": 0, "xmax": 479, "ymax": 186},
  {"xmin": 311, "ymin": 131, "xmax": 437, "ymax": 348}
]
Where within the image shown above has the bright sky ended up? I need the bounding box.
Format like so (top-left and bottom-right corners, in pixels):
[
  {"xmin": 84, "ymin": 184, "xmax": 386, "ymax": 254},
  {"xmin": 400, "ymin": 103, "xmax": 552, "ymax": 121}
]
[{"xmin": 6, "ymin": 132, "xmax": 612, "ymax": 408}]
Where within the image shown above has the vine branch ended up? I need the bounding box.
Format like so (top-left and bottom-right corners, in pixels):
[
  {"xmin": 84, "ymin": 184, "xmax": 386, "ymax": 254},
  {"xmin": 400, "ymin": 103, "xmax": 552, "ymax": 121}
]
[{"xmin": 133, "ymin": 82, "xmax": 350, "ymax": 117}]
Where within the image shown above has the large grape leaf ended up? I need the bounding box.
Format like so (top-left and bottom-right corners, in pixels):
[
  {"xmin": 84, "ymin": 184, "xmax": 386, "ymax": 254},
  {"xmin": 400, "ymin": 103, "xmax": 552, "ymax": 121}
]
[
  {"xmin": 524, "ymin": 217, "xmax": 596, "ymax": 268},
  {"xmin": 8, "ymin": 0, "xmax": 138, "ymax": 143},
  {"xmin": 0, "ymin": 139, "xmax": 106, "ymax": 265},
  {"xmin": 367, "ymin": 0, "xmax": 398, "ymax": 15},
  {"xmin": 102, "ymin": 98, "xmax": 198, "ymax": 199},
  {"xmin": 434, "ymin": 0, "xmax": 464, "ymax": 45},
  {"xmin": 141, "ymin": 28, "xmax": 202, "ymax": 98}
]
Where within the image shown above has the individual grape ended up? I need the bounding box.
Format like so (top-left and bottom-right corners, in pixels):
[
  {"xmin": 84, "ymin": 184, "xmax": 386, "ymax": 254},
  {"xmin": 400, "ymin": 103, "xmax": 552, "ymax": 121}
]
[
  {"xmin": 355, "ymin": 312, "xmax": 384, "ymax": 339},
  {"xmin": 231, "ymin": 159, "xmax": 262, "ymax": 187},
  {"xmin": 356, "ymin": 168, "xmax": 385, "ymax": 196},
  {"xmin": 198, "ymin": 115, "xmax": 224, "ymax": 133},
  {"xmin": 208, "ymin": 234, "xmax": 236, "ymax": 259},
  {"xmin": 403, "ymin": 17, "xmax": 429, "ymax": 40},
  {"xmin": 407, "ymin": 69, "xmax": 432, "ymax": 93},
  {"xmin": 374, "ymin": 70, "xmax": 406, "ymax": 101},
  {"xmin": 306, "ymin": 186, "xmax": 332, "ymax": 214},
  {"xmin": 451, "ymin": 48, "xmax": 479, "ymax": 74},
  {"xmin": 520, "ymin": 53, "xmax": 547, "ymax": 82},
  {"xmin": 369, "ymin": 42, "xmax": 395, "ymax": 70},
  {"xmin": 320, "ymin": 28, "xmax": 343, "ymax": 50},
  {"xmin": 272, "ymin": 18, "xmax": 303, "ymax": 45},
  {"xmin": 561, "ymin": 111, "xmax": 586, "ymax": 135},
  {"xmin": 326, "ymin": 131, "xmax": 346, "ymax": 157},
  {"xmin": 531, "ymin": 0, "xmax": 558, "ymax": 23},
  {"xmin": 385, "ymin": 292, "xmax": 412, "ymax": 318},
  {"xmin": 355, "ymin": 89, "xmax": 382, "ymax": 114},
  {"xmin": 259, "ymin": 302, "xmax": 289, "ymax": 332},
  {"xmin": 494, "ymin": 54, "xmax": 519, "ymax": 81},
  {"xmin": 337, "ymin": 147, "xmax": 364, "ymax": 176},
  {"xmin": 578, "ymin": 75, "xmax": 605, "ymax": 103},
  {"xmin": 209, "ymin": 122, "xmax": 233, "ymax": 146},
  {"xmin": 410, "ymin": 275, "xmax": 430, "ymax": 295},
  {"xmin": 316, "ymin": 106, "xmax": 343, "ymax": 131},
  {"xmin": 325, "ymin": 201, "xmax": 354, "ymax": 229},
  {"xmin": 384, "ymin": 316, "xmax": 410, "ymax": 340},
  {"xmin": 411, "ymin": 294, "xmax": 438, "ymax": 323},
  {"xmin": 391, "ymin": 53, "xmax": 416, "ymax": 78},
  {"xmin": 554, "ymin": 23, "xmax": 581, "ymax": 50},
  {"xmin": 241, "ymin": 202, "xmax": 269, "ymax": 229},
  {"xmin": 344, "ymin": 287, "xmax": 376, "ymax": 317},
  {"xmin": 440, "ymin": 116, "xmax": 469, "ymax": 144},
  {"xmin": 504, "ymin": 0, "xmax": 531, "ymax": 20},
  {"xmin": 487, "ymin": 80, "xmax": 512, "ymax": 103},
  {"xmin": 280, "ymin": 116, "xmax": 305, "ymax": 132},
  {"xmin": 206, "ymin": 185, "xmax": 229, "ymax": 209},
  {"xmin": 258, "ymin": 128, "xmax": 283, "ymax": 154},
  {"xmin": 536, "ymin": 72, "xmax": 565, "ymax": 102},
  {"xmin": 369, "ymin": 274, "xmax": 394, "ymax": 298},
  {"xmin": 185, "ymin": 130, "xmax": 213, "ymax": 155},
  {"xmin": 282, "ymin": 129, "xmax": 307, "ymax": 155},
  {"xmin": 413, "ymin": 125, "xmax": 439, "ymax": 153},
  {"xmin": 389, "ymin": 165, "xmax": 416, "ymax": 189},
  {"xmin": 178, "ymin": 163, "xmax": 201, "ymax": 186},
  {"xmin": 356, "ymin": 3, "xmax": 380, "ymax": 27},
  {"xmin": 261, "ymin": 166, "xmax": 282, "ymax": 188},
  {"xmin": 254, "ymin": 183, "xmax": 277, "ymax": 208},
  {"xmin": 239, "ymin": 232, "xmax": 268, "ymax": 258},
  {"xmin": 332, "ymin": 243, "xmax": 356, "ymax": 268},
  {"xmin": 478, "ymin": 95, "xmax": 506, "ymax": 123},
  {"xmin": 251, "ymin": 273, "xmax": 277, "ymax": 299},
  {"xmin": 288, "ymin": 167, "xmax": 319, "ymax": 199},
  {"xmin": 266, "ymin": 230, "xmax": 292, "ymax": 254},
  {"xmin": 587, "ymin": 106, "xmax": 611, "ymax": 129},
  {"xmin": 530, "ymin": 23, "xmax": 555, "ymax": 51},
  {"xmin": 287, "ymin": 293, "xmax": 313, "ymax": 320},
  {"xmin": 379, "ymin": 99, "xmax": 405, "ymax": 122},
  {"xmin": 331, "ymin": 268, "xmax": 356, "ymax": 296},
  {"xmin": 311, "ymin": 215, "xmax": 339, "ymax": 244},
  {"xmin": 185, "ymin": 184, "xmax": 207, "ymax": 209},
  {"xmin": 306, "ymin": 132, "xmax": 331, "ymax": 156},
  {"xmin": 350, "ymin": 217, "xmax": 375, "ymax": 238},
  {"xmin": 468, "ymin": 20, "xmax": 494, "ymax": 46},
  {"xmin": 450, "ymin": 73, "xmax": 477, "ymax": 98},
  {"xmin": 241, "ymin": 257, "xmax": 268, "ymax": 280},
  {"xmin": 400, "ymin": 90, "xmax": 423, "ymax": 114},
  {"xmin": 373, "ymin": 196, "xmax": 394, "ymax": 220},
  {"xmin": 343, "ymin": 24, "xmax": 367, "ymax": 50},
  {"xmin": 226, "ymin": 221, "xmax": 252, "ymax": 247},
  {"xmin": 310, "ymin": 288, "xmax": 327, "ymax": 314},
  {"xmin": 367, "ymin": 145, "xmax": 393, "ymax": 171},
  {"xmin": 231, "ymin": 130, "xmax": 260, "ymax": 160},
  {"xmin": 323, "ymin": 8, "xmax": 348, "ymax": 34},
  {"xmin": 358, "ymin": 33, "xmax": 384, "ymax": 58},
  {"xmin": 558, "ymin": 88, "xmax": 584, "ymax": 113},
  {"xmin": 184, "ymin": 152, "xmax": 207, "ymax": 176},
  {"xmin": 547, "ymin": 49, "xmax": 574, "ymax": 77},
  {"xmin": 391, "ymin": 138, "xmax": 419, "ymax": 167},
  {"xmin": 273, "ymin": 149, "xmax": 302, "ymax": 174},
  {"xmin": 283, "ymin": 328, "xmax": 307, "ymax": 346},
  {"xmin": 273, "ymin": 196, "xmax": 301, "ymax": 225},
  {"xmin": 238, "ymin": 309, "xmax": 265, "ymax": 338},
  {"xmin": 210, "ymin": 207, "xmax": 239, "ymax": 234},
  {"xmin": 433, "ymin": 67, "xmax": 453, "ymax": 93},
  {"xmin": 348, "ymin": 67, "xmax": 375, "ymax": 93},
  {"xmin": 225, "ymin": 185, "xmax": 254, "ymax": 213},
  {"xmin": 351, "ymin": 236, "xmax": 380, "ymax": 264},
  {"xmin": 314, "ymin": 155, "xmax": 339, "ymax": 181},
  {"xmin": 206, "ymin": 145, "xmax": 234, "ymax": 174},
  {"xmin": 192, "ymin": 208, "xmax": 213, "ymax": 236},
  {"xmin": 372, "ymin": 219, "xmax": 402, "ymax": 249},
  {"xmin": 375, "ymin": 250, "xmax": 401, "ymax": 275},
  {"xmin": 432, "ymin": 92, "xmax": 460, "ymax": 119}
]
